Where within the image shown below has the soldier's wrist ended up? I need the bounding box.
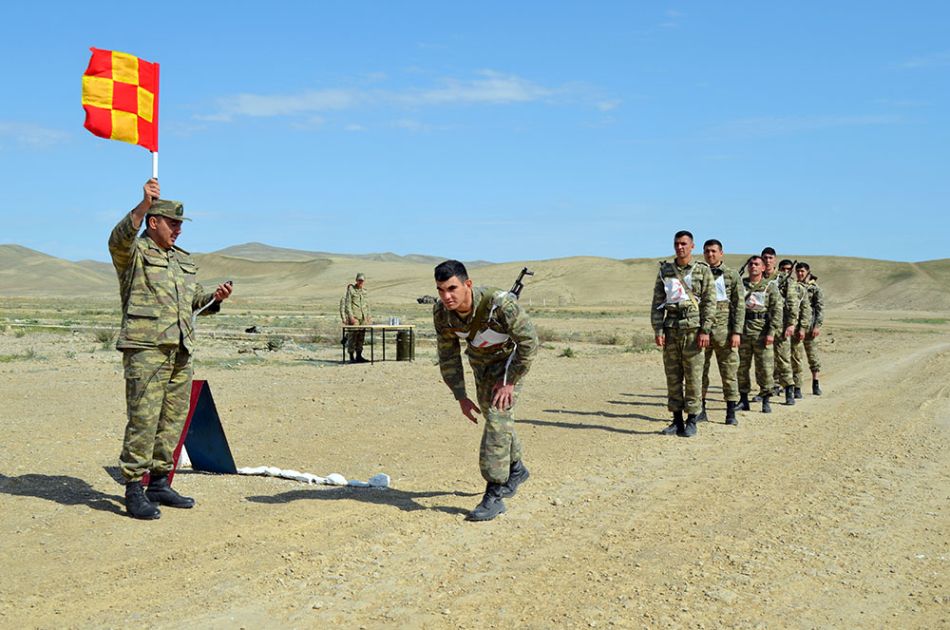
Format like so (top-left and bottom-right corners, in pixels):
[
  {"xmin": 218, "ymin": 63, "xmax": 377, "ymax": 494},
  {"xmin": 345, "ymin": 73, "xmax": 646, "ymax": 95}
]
[{"xmin": 452, "ymin": 389, "xmax": 467, "ymax": 401}]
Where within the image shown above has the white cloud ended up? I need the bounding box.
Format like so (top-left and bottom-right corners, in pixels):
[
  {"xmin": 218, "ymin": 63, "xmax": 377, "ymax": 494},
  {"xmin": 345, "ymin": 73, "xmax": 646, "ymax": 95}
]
[
  {"xmin": 201, "ymin": 70, "xmax": 605, "ymax": 123},
  {"xmin": 897, "ymin": 51, "xmax": 950, "ymax": 69},
  {"xmin": 0, "ymin": 122, "xmax": 69, "ymax": 148},
  {"xmin": 202, "ymin": 89, "xmax": 358, "ymax": 122},
  {"xmin": 708, "ymin": 114, "xmax": 902, "ymax": 139}
]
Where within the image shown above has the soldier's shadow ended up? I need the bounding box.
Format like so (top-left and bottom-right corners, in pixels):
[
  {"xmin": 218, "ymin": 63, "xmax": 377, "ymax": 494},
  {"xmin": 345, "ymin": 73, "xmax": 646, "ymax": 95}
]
[
  {"xmin": 245, "ymin": 486, "xmax": 477, "ymax": 516},
  {"xmin": 527, "ymin": 412, "xmax": 661, "ymax": 435},
  {"xmin": 0, "ymin": 472, "xmax": 124, "ymax": 515}
]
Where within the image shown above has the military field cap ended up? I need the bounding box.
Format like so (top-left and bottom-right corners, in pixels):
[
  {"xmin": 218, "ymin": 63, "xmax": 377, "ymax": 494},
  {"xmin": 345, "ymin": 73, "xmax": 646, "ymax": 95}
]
[
  {"xmin": 355, "ymin": 272, "xmax": 366, "ymax": 281},
  {"xmin": 148, "ymin": 199, "xmax": 190, "ymax": 222}
]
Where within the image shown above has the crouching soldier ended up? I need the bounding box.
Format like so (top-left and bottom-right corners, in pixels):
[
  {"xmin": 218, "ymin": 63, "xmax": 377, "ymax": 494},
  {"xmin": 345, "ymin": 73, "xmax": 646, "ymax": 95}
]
[{"xmin": 432, "ymin": 260, "xmax": 539, "ymax": 522}]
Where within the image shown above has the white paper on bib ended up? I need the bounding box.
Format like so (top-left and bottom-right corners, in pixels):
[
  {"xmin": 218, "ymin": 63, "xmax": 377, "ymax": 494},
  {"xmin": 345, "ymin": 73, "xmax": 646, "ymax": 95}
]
[
  {"xmin": 746, "ymin": 291, "xmax": 766, "ymax": 309},
  {"xmin": 714, "ymin": 275, "xmax": 727, "ymax": 301},
  {"xmin": 662, "ymin": 270, "xmax": 693, "ymax": 306}
]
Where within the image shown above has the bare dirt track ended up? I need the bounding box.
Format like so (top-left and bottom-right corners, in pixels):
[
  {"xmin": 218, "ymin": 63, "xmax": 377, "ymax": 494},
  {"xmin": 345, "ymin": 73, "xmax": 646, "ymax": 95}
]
[{"xmin": 1, "ymin": 309, "xmax": 948, "ymax": 628}]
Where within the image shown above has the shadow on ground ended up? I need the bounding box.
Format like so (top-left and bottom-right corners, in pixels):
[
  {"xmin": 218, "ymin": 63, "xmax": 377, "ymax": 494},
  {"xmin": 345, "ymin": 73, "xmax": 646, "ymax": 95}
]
[
  {"xmin": 245, "ymin": 486, "xmax": 477, "ymax": 516},
  {"xmin": 0, "ymin": 472, "xmax": 124, "ymax": 515}
]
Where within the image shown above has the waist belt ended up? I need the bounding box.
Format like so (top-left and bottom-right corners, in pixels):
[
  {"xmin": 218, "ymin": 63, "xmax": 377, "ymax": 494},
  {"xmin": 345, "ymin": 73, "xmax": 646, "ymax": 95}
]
[
  {"xmin": 716, "ymin": 301, "xmax": 730, "ymax": 310},
  {"xmin": 747, "ymin": 312, "xmax": 768, "ymax": 320}
]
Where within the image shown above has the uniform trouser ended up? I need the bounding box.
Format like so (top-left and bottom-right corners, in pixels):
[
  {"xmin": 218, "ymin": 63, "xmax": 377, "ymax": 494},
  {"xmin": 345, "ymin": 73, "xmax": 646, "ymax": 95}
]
[
  {"xmin": 701, "ymin": 324, "xmax": 740, "ymax": 402},
  {"xmin": 662, "ymin": 326, "xmax": 704, "ymax": 415},
  {"xmin": 773, "ymin": 334, "xmax": 795, "ymax": 387},
  {"xmin": 738, "ymin": 322, "xmax": 774, "ymax": 398},
  {"xmin": 790, "ymin": 336, "xmax": 808, "ymax": 387},
  {"xmin": 346, "ymin": 323, "xmax": 366, "ymax": 355},
  {"xmin": 472, "ymin": 359, "xmax": 524, "ymax": 484},
  {"xmin": 120, "ymin": 346, "xmax": 192, "ymax": 482},
  {"xmin": 804, "ymin": 334, "xmax": 821, "ymax": 372}
]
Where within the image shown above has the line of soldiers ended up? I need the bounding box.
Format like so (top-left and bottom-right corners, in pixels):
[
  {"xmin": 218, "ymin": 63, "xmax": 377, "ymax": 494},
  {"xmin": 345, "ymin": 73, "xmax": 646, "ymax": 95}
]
[{"xmin": 650, "ymin": 231, "xmax": 825, "ymax": 437}]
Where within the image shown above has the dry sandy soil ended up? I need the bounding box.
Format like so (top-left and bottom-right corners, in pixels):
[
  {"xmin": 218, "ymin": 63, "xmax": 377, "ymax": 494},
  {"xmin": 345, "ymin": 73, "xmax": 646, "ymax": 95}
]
[{"xmin": 0, "ymin": 303, "xmax": 948, "ymax": 628}]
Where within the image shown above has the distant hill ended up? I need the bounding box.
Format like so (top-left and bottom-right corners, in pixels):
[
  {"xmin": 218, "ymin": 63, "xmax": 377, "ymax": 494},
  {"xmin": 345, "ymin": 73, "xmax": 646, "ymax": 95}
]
[
  {"xmin": 213, "ymin": 242, "xmax": 492, "ymax": 268},
  {"xmin": 1, "ymin": 243, "xmax": 947, "ymax": 311}
]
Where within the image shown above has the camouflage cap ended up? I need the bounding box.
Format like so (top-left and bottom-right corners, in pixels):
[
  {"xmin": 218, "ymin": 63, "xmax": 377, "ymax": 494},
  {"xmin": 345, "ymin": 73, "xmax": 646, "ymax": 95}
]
[
  {"xmin": 355, "ymin": 272, "xmax": 366, "ymax": 281},
  {"xmin": 148, "ymin": 199, "xmax": 191, "ymax": 222}
]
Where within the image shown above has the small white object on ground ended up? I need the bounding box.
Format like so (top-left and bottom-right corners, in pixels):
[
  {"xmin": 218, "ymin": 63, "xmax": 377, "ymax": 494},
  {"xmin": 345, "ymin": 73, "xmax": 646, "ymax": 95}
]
[{"xmin": 235, "ymin": 465, "xmax": 390, "ymax": 488}]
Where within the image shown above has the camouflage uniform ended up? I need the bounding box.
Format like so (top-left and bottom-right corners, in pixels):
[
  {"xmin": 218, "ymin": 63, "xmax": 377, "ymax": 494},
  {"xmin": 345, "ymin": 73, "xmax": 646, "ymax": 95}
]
[
  {"xmin": 790, "ymin": 278, "xmax": 814, "ymax": 388},
  {"xmin": 651, "ymin": 259, "xmax": 716, "ymax": 415},
  {"xmin": 803, "ymin": 278, "xmax": 824, "ymax": 373},
  {"xmin": 342, "ymin": 284, "xmax": 371, "ymax": 356},
  {"xmin": 109, "ymin": 208, "xmax": 219, "ymax": 483},
  {"xmin": 738, "ymin": 277, "xmax": 782, "ymax": 398},
  {"xmin": 701, "ymin": 263, "xmax": 746, "ymax": 403},
  {"xmin": 772, "ymin": 272, "xmax": 805, "ymax": 388},
  {"xmin": 434, "ymin": 286, "xmax": 538, "ymax": 484}
]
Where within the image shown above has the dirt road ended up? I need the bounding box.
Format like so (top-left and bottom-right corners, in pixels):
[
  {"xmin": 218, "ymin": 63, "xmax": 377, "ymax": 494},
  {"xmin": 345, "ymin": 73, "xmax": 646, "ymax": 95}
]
[{"xmin": 1, "ymin": 313, "xmax": 947, "ymax": 628}]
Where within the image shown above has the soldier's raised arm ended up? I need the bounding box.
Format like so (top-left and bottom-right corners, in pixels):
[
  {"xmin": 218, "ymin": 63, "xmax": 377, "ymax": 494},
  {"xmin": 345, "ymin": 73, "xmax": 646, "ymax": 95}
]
[{"xmin": 108, "ymin": 179, "xmax": 160, "ymax": 275}]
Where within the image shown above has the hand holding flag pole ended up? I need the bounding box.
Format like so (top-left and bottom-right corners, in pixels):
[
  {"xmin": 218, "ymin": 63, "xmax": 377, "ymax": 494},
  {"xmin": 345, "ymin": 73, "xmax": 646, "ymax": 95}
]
[{"xmin": 81, "ymin": 47, "xmax": 160, "ymax": 187}]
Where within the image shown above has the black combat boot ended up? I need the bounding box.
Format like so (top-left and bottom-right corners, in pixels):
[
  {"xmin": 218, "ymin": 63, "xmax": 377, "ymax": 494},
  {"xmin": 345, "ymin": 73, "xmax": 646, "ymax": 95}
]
[
  {"xmin": 696, "ymin": 399, "xmax": 708, "ymax": 422},
  {"xmin": 738, "ymin": 392, "xmax": 751, "ymax": 412},
  {"xmin": 761, "ymin": 394, "xmax": 772, "ymax": 414},
  {"xmin": 785, "ymin": 385, "xmax": 796, "ymax": 406},
  {"xmin": 794, "ymin": 386, "xmax": 803, "ymax": 399},
  {"xmin": 467, "ymin": 483, "xmax": 506, "ymax": 521},
  {"xmin": 682, "ymin": 414, "xmax": 698, "ymax": 437},
  {"xmin": 355, "ymin": 352, "xmax": 369, "ymax": 364},
  {"xmin": 812, "ymin": 379, "xmax": 822, "ymax": 396},
  {"xmin": 725, "ymin": 401, "xmax": 738, "ymax": 426},
  {"xmin": 126, "ymin": 481, "xmax": 161, "ymax": 520},
  {"xmin": 348, "ymin": 351, "xmax": 355, "ymax": 363},
  {"xmin": 773, "ymin": 384, "xmax": 782, "ymax": 397},
  {"xmin": 661, "ymin": 411, "xmax": 684, "ymax": 436},
  {"xmin": 499, "ymin": 460, "xmax": 530, "ymax": 498},
  {"xmin": 146, "ymin": 474, "xmax": 195, "ymax": 509}
]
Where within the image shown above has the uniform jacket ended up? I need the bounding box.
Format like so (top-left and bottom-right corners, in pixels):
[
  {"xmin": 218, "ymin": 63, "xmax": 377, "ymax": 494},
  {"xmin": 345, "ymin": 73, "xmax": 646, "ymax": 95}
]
[
  {"xmin": 650, "ymin": 259, "xmax": 716, "ymax": 335},
  {"xmin": 709, "ymin": 263, "xmax": 746, "ymax": 335},
  {"xmin": 108, "ymin": 212, "xmax": 218, "ymax": 351},
  {"xmin": 742, "ymin": 276, "xmax": 783, "ymax": 338},
  {"xmin": 342, "ymin": 285, "xmax": 371, "ymax": 322},
  {"xmin": 433, "ymin": 286, "xmax": 539, "ymax": 400}
]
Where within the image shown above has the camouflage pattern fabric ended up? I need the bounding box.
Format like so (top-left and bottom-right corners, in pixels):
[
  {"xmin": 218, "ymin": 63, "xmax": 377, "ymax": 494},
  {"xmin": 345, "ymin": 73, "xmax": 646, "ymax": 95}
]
[
  {"xmin": 108, "ymin": 212, "xmax": 218, "ymax": 351},
  {"xmin": 650, "ymin": 259, "xmax": 716, "ymax": 414},
  {"xmin": 663, "ymin": 326, "xmax": 706, "ymax": 414},
  {"xmin": 109, "ymin": 211, "xmax": 219, "ymax": 483},
  {"xmin": 120, "ymin": 347, "xmax": 191, "ymax": 482},
  {"xmin": 342, "ymin": 284, "xmax": 371, "ymax": 355},
  {"xmin": 738, "ymin": 277, "xmax": 782, "ymax": 398},
  {"xmin": 804, "ymin": 279, "xmax": 824, "ymax": 372},
  {"xmin": 772, "ymin": 272, "xmax": 805, "ymax": 388},
  {"xmin": 701, "ymin": 263, "xmax": 745, "ymax": 402},
  {"xmin": 434, "ymin": 286, "xmax": 538, "ymax": 483},
  {"xmin": 790, "ymin": 279, "xmax": 813, "ymax": 387}
]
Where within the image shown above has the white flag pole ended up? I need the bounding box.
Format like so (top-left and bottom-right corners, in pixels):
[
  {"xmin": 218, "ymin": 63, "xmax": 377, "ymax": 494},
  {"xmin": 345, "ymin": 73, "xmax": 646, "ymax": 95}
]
[{"xmin": 152, "ymin": 151, "xmax": 159, "ymax": 180}]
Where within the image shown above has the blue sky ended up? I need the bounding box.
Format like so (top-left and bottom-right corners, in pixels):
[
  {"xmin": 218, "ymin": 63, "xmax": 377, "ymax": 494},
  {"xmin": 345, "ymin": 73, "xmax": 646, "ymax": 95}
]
[{"xmin": 1, "ymin": 1, "xmax": 947, "ymax": 263}]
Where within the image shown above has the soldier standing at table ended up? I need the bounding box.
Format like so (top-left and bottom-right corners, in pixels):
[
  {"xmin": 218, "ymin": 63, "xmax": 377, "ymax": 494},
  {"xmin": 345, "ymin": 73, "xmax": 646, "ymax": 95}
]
[
  {"xmin": 737, "ymin": 256, "xmax": 782, "ymax": 414},
  {"xmin": 698, "ymin": 239, "xmax": 745, "ymax": 425},
  {"xmin": 651, "ymin": 230, "xmax": 716, "ymax": 437},
  {"xmin": 433, "ymin": 260, "xmax": 538, "ymax": 522},
  {"xmin": 341, "ymin": 272, "xmax": 372, "ymax": 363},
  {"xmin": 796, "ymin": 262, "xmax": 825, "ymax": 395},
  {"xmin": 109, "ymin": 179, "xmax": 233, "ymax": 520}
]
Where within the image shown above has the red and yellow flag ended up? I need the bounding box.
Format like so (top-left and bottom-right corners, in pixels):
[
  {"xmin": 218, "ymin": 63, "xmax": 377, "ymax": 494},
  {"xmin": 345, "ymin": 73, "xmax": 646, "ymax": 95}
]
[{"xmin": 81, "ymin": 47, "xmax": 159, "ymax": 152}]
